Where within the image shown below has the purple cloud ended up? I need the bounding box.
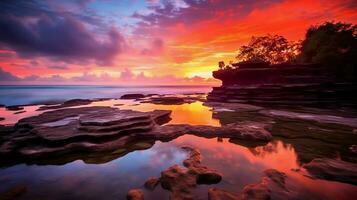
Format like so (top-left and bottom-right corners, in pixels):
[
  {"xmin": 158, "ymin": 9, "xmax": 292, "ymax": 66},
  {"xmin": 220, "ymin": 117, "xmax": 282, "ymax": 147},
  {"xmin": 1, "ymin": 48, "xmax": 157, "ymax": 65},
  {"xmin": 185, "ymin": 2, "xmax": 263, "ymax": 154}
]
[{"xmin": 0, "ymin": 1, "xmax": 125, "ymax": 65}]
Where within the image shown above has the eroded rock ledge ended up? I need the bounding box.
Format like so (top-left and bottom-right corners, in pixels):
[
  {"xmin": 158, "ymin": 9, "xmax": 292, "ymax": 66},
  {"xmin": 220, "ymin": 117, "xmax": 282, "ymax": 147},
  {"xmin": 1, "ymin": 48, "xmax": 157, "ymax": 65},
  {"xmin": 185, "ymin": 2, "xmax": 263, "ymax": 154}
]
[{"xmin": 0, "ymin": 106, "xmax": 272, "ymax": 166}]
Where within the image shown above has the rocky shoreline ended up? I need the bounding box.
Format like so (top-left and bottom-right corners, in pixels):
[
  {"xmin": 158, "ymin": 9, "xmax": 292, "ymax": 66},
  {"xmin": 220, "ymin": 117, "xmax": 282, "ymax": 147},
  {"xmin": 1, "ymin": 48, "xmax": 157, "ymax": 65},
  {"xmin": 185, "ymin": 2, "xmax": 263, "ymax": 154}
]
[{"xmin": 1, "ymin": 93, "xmax": 357, "ymax": 199}]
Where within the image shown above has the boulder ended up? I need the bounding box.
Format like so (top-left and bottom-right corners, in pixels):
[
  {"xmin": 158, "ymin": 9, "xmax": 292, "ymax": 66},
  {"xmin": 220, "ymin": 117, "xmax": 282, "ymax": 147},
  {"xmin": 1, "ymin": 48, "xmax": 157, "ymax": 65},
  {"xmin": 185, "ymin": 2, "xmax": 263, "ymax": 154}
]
[
  {"xmin": 127, "ymin": 189, "xmax": 144, "ymax": 200},
  {"xmin": 130, "ymin": 146, "xmax": 222, "ymax": 200},
  {"xmin": 160, "ymin": 165, "xmax": 196, "ymax": 200},
  {"xmin": 144, "ymin": 177, "xmax": 160, "ymax": 190}
]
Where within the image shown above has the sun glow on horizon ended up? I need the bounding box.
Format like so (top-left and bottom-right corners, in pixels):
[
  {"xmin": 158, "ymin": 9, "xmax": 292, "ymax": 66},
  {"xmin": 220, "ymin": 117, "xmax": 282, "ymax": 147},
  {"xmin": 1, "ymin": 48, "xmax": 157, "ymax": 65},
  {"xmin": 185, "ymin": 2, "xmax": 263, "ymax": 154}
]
[{"xmin": 0, "ymin": 0, "xmax": 356, "ymax": 85}]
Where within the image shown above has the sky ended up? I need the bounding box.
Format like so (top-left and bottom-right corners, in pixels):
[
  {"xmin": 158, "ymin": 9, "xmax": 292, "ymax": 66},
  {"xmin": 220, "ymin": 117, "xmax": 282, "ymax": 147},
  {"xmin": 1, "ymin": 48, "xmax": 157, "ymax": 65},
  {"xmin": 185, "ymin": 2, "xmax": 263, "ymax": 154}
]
[{"xmin": 0, "ymin": 0, "xmax": 356, "ymax": 85}]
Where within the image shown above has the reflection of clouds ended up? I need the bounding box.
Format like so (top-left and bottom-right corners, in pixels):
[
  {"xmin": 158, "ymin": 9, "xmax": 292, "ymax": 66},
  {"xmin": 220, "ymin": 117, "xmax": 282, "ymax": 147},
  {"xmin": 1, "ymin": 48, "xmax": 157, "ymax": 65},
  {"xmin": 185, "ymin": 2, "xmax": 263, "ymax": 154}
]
[
  {"xmin": 247, "ymin": 140, "xmax": 294, "ymax": 158},
  {"xmin": 0, "ymin": 142, "xmax": 186, "ymax": 199},
  {"xmin": 171, "ymin": 135, "xmax": 301, "ymax": 191}
]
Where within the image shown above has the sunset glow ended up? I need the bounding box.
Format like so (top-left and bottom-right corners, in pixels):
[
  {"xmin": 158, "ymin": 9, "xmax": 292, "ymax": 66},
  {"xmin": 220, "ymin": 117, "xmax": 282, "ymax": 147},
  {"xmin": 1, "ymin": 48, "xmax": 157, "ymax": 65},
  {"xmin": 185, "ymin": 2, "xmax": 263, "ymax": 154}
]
[{"xmin": 0, "ymin": 0, "xmax": 356, "ymax": 85}]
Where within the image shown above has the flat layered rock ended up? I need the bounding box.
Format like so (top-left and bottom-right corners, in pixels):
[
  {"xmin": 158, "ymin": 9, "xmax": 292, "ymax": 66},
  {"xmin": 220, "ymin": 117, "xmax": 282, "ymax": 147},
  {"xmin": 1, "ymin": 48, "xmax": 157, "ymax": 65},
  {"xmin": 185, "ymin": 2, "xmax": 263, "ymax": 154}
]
[
  {"xmin": 0, "ymin": 107, "xmax": 171, "ymax": 160},
  {"xmin": 37, "ymin": 99, "xmax": 93, "ymax": 110},
  {"xmin": 303, "ymin": 158, "xmax": 357, "ymax": 185},
  {"xmin": 120, "ymin": 94, "xmax": 146, "ymax": 99},
  {"xmin": 0, "ymin": 105, "xmax": 273, "ymax": 166},
  {"xmin": 6, "ymin": 106, "xmax": 24, "ymax": 111},
  {"xmin": 141, "ymin": 95, "xmax": 204, "ymax": 105}
]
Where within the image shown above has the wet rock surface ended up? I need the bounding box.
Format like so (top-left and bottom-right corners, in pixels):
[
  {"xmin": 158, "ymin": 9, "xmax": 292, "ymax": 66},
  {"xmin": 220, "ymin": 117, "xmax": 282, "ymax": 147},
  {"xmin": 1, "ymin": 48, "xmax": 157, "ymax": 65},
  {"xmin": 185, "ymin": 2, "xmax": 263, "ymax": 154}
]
[
  {"xmin": 144, "ymin": 177, "xmax": 160, "ymax": 190},
  {"xmin": 121, "ymin": 94, "xmax": 146, "ymax": 99},
  {"xmin": 141, "ymin": 94, "xmax": 205, "ymax": 105},
  {"xmin": 0, "ymin": 105, "xmax": 273, "ymax": 166},
  {"xmin": 2, "ymin": 95, "xmax": 357, "ymax": 199},
  {"xmin": 303, "ymin": 158, "xmax": 357, "ymax": 185},
  {"xmin": 0, "ymin": 106, "xmax": 171, "ymax": 165},
  {"xmin": 134, "ymin": 146, "xmax": 222, "ymax": 200},
  {"xmin": 5, "ymin": 106, "xmax": 24, "ymax": 111},
  {"xmin": 207, "ymin": 83, "xmax": 357, "ymax": 108},
  {"xmin": 13, "ymin": 111, "xmax": 26, "ymax": 114},
  {"xmin": 127, "ymin": 189, "xmax": 144, "ymax": 200},
  {"xmin": 37, "ymin": 99, "xmax": 93, "ymax": 110}
]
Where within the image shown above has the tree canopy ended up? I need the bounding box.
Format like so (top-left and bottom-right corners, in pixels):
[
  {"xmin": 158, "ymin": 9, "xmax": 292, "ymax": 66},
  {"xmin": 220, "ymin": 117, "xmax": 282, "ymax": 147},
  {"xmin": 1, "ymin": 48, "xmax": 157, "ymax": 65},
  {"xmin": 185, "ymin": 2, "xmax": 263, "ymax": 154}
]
[
  {"xmin": 301, "ymin": 22, "xmax": 357, "ymax": 81},
  {"xmin": 235, "ymin": 35, "xmax": 300, "ymax": 64},
  {"xmin": 232, "ymin": 21, "xmax": 357, "ymax": 81}
]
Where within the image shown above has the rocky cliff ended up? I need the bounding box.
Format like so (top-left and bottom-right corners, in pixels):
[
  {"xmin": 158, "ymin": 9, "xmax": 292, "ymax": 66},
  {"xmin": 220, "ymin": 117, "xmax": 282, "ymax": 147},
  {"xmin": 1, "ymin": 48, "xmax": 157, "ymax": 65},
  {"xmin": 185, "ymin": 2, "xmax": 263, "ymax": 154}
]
[{"xmin": 208, "ymin": 62, "xmax": 357, "ymax": 107}]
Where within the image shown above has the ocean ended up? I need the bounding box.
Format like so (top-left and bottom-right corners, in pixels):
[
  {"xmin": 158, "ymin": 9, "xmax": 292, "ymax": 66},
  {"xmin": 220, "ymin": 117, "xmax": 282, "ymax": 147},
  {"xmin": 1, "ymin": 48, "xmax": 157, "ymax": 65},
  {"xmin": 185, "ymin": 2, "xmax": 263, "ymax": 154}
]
[{"xmin": 0, "ymin": 85, "xmax": 213, "ymax": 106}]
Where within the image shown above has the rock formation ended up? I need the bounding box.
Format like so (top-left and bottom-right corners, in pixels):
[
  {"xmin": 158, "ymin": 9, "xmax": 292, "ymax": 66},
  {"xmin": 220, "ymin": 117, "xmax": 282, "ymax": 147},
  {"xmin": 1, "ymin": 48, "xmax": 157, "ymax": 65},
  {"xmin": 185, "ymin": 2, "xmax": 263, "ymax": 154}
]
[
  {"xmin": 5, "ymin": 105, "xmax": 24, "ymax": 111},
  {"xmin": 127, "ymin": 189, "xmax": 144, "ymax": 200},
  {"xmin": 303, "ymin": 158, "xmax": 357, "ymax": 185},
  {"xmin": 132, "ymin": 146, "xmax": 222, "ymax": 200},
  {"xmin": 37, "ymin": 99, "xmax": 93, "ymax": 110},
  {"xmin": 208, "ymin": 62, "xmax": 357, "ymax": 107},
  {"xmin": 0, "ymin": 106, "xmax": 272, "ymax": 166},
  {"xmin": 120, "ymin": 94, "xmax": 146, "ymax": 99}
]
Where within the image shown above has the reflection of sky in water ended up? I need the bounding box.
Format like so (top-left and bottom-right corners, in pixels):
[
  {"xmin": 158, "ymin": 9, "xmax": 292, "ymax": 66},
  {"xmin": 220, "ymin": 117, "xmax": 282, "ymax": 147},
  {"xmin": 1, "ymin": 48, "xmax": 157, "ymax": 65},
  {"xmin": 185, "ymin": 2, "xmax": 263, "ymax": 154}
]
[
  {"xmin": 1, "ymin": 92, "xmax": 357, "ymax": 199},
  {"xmin": 0, "ymin": 99, "xmax": 220, "ymax": 126},
  {"xmin": 0, "ymin": 142, "xmax": 186, "ymax": 200},
  {"xmin": 1, "ymin": 135, "xmax": 356, "ymax": 200}
]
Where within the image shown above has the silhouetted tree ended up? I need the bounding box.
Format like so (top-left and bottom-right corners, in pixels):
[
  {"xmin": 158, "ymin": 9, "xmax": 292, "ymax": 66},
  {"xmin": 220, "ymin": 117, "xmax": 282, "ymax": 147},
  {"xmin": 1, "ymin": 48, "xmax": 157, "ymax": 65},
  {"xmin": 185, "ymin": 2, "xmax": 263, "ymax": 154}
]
[
  {"xmin": 236, "ymin": 35, "xmax": 300, "ymax": 64},
  {"xmin": 301, "ymin": 22, "xmax": 357, "ymax": 81}
]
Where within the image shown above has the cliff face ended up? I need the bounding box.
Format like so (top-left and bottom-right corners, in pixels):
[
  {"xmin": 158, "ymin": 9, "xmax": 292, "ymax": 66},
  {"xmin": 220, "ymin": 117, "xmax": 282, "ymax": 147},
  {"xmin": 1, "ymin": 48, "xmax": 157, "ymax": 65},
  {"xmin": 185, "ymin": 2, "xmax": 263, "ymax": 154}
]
[
  {"xmin": 213, "ymin": 63, "xmax": 331, "ymax": 86},
  {"xmin": 208, "ymin": 63, "xmax": 357, "ymax": 107}
]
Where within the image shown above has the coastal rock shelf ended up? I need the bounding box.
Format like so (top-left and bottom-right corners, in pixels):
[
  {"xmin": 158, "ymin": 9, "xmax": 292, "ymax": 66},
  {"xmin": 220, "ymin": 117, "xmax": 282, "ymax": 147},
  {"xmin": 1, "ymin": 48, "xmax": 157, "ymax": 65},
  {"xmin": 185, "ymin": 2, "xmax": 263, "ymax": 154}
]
[
  {"xmin": 0, "ymin": 107, "xmax": 171, "ymax": 163},
  {"xmin": 207, "ymin": 83, "xmax": 357, "ymax": 107},
  {"xmin": 0, "ymin": 106, "xmax": 272, "ymax": 166},
  {"xmin": 208, "ymin": 62, "xmax": 357, "ymax": 107}
]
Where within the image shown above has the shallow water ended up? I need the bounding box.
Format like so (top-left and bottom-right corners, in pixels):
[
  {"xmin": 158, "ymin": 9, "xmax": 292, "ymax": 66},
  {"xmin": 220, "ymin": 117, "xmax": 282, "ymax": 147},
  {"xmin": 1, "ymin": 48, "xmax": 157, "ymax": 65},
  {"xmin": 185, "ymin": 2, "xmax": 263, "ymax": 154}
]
[{"xmin": 0, "ymin": 98, "xmax": 357, "ymax": 199}]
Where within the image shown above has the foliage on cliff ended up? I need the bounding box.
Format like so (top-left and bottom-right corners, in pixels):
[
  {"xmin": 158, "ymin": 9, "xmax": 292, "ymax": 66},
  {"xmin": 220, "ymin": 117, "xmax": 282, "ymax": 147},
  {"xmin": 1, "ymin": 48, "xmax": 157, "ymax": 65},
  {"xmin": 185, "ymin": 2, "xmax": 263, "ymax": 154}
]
[
  {"xmin": 231, "ymin": 21, "xmax": 356, "ymax": 81},
  {"xmin": 235, "ymin": 35, "xmax": 301, "ymax": 64},
  {"xmin": 301, "ymin": 22, "xmax": 357, "ymax": 81}
]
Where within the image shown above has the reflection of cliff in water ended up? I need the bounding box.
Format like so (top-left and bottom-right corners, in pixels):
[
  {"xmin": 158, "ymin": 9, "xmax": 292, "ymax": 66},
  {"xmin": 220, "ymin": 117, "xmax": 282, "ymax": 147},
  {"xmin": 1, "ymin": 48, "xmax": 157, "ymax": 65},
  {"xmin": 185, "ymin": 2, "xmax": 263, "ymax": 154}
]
[{"xmin": 212, "ymin": 110, "xmax": 357, "ymax": 166}]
